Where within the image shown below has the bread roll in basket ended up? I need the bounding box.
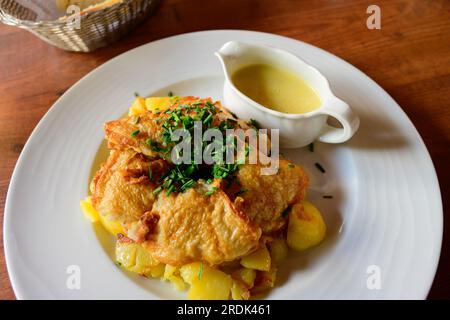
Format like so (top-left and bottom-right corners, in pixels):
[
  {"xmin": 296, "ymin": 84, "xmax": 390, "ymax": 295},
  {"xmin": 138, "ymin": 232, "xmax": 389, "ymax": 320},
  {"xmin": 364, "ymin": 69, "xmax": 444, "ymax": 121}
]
[{"xmin": 0, "ymin": 0, "xmax": 159, "ymax": 52}]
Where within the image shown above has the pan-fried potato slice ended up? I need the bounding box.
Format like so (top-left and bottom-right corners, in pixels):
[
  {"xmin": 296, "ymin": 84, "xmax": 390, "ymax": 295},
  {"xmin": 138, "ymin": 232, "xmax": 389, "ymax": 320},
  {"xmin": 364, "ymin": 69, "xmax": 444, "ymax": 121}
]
[
  {"xmin": 180, "ymin": 262, "xmax": 232, "ymax": 300},
  {"xmin": 163, "ymin": 265, "xmax": 187, "ymax": 291},
  {"xmin": 232, "ymin": 268, "xmax": 257, "ymax": 288},
  {"xmin": 231, "ymin": 280, "xmax": 250, "ymax": 300},
  {"xmin": 80, "ymin": 197, "xmax": 124, "ymax": 235},
  {"xmin": 128, "ymin": 96, "xmax": 147, "ymax": 116},
  {"xmin": 80, "ymin": 197, "xmax": 99, "ymax": 222},
  {"xmin": 115, "ymin": 240, "xmax": 163, "ymax": 277},
  {"xmin": 129, "ymin": 96, "xmax": 181, "ymax": 116},
  {"xmin": 268, "ymin": 238, "xmax": 289, "ymax": 265},
  {"xmin": 240, "ymin": 244, "xmax": 271, "ymax": 271},
  {"xmin": 145, "ymin": 96, "xmax": 180, "ymax": 112},
  {"xmin": 251, "ymin": 267, "xmax": 278, "ymax": 294},
  {"xmin": 287, "ymin": 201, "xmax": 326, "ymax": 251}
]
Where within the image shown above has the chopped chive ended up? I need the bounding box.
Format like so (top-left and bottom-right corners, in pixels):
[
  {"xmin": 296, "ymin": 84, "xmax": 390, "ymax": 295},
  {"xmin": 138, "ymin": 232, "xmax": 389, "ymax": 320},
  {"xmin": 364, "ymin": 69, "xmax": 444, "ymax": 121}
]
[
  {"xmin": 153, "ymin": 186, "xmax": 162, "ymax": 195},
  {"xmin": 180, "ymin": 179, "xmax": 195, "ymax": 191},
  {"xmin": 115, "ymin": 261, "xmax": 122, "ymax": 267},
  {"xmin": 198, "ymin": 262, "xmax": 204, "ymax": 280},
  {"xmin": 308, "ymin": 143, "xmax": 314, "ymax": 152},
  {"xmin": 323, "ymin": 195, "xmax": 333, "ymax": 199},
  {"xmin": 134, "ymin": 116, "xmax": 140, "ymax": 124},
  {"xmin": 166, "ymin": 184, "xmax": 175, "ymax": 196},
  {"xmin": 131, "ymin": 129, "xmax": 140, "ymax": 137},
  {"xmin": 203, "ymin": 112, "xmax": 213, "ymax": 125},
  {"xmin": 288, "ymin": 163, "xmax": 295, "ymax": 168},
  {"xmin": 149, "ymin": 165, "xmax": 153, "ymax": 181},
  {"xmin": 315, "ymin": 162, "xmax": 326, "ymax": 173},
  {"xmin": 204, "ymin": 187, "xmax": 218, "ymax": 196},
  {"xmin": 168, "ymin": 91, "xmax": 173, "ymax": 97}
]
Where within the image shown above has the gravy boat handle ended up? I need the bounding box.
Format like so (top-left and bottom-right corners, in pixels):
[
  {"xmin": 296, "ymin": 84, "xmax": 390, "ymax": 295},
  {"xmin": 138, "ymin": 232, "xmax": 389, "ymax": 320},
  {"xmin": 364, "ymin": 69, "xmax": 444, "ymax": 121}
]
[{"xmin": 317, "ymin": 97, "xmax": 360, "ymax": 143}]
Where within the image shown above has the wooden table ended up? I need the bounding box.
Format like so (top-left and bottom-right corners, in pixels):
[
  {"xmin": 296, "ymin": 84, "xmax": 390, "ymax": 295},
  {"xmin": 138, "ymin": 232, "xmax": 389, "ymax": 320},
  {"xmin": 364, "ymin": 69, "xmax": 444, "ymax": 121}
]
[{"xmin": 0, "ymin": 0, "xmax": 449, "ymax": 300}]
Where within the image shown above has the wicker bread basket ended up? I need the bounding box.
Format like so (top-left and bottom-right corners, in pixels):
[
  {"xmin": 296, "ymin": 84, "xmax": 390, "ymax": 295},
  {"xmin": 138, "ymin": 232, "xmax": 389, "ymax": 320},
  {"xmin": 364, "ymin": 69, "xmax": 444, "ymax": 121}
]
[{"xmin": 0, "ymin": 0, "xmax": 159, "ymax": 52}]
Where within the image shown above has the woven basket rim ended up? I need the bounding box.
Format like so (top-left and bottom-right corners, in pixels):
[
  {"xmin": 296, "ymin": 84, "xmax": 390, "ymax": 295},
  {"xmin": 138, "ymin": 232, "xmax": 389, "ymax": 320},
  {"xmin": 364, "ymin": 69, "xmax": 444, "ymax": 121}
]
[{"xmin": 0, "ymin": 0, "xmax": 135, "ymax": 26}]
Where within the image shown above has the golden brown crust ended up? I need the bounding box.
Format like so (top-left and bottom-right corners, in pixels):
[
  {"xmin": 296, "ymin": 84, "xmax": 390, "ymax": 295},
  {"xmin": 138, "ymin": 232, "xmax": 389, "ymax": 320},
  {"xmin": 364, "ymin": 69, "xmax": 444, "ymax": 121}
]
[
  {"xmin": 91, "ymin": 96, "xmax": 309, "ymax": 265},
  {"xmin": 143, "ymin": 187, "xmax": 261, "ymax": 266},
  {"xmin": 103, "ymin": 97, "xmax": 250, "ymax": 159},
  {"xmin": 224, "ymin": 160, "xmax": 309, "ymax": 234},
  {"xmin": 90, "ymin": 149, "xmax": 167, "ymax": 226}
]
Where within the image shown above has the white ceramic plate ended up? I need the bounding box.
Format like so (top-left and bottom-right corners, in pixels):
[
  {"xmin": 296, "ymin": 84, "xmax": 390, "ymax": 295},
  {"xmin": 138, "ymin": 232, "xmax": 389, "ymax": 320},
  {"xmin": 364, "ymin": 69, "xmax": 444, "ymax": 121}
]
[{"xmin": 4, "ymin": 30, "xmax": 442, "ymax": 300}]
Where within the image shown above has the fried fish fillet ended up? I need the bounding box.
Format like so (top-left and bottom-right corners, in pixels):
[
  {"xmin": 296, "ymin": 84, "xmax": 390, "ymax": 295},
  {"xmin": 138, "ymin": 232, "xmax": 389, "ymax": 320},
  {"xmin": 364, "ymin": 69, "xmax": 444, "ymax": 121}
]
[
  {"xmin": 104, "ymin": 97, "xmax": 251, "ymax": 160},
  {"xmin": 225, "ymin": 160, "xmax": 309, "ymax": 234},
  {"xmin": 92, "ymin": 96, "xmax": 309, "ymax": 265},
  {"xmin": 91, "ymin": 150, "xmax": 261, "ymax": 265},
  {"xmin": 143, "ymin": 187, "xmax": 261, "ymax": 266},
  {"xmin": 90, "ymin": 149, "xmax": 170, "ymax": 226}
]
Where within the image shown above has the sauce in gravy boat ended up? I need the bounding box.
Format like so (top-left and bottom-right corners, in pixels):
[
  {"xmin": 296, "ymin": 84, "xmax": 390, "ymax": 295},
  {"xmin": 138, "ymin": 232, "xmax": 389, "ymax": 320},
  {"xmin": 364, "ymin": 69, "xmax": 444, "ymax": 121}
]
[{"xmin": 215, "ymin": 41, "xmax": 360, "ymax": 148}]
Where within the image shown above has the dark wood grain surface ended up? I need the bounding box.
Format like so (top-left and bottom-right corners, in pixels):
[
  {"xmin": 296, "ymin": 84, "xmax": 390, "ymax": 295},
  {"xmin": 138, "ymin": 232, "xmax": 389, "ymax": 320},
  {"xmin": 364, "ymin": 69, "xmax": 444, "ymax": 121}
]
[{"xmin": 0, "ymin": 0, "xmax": 449, "ymax": 300}]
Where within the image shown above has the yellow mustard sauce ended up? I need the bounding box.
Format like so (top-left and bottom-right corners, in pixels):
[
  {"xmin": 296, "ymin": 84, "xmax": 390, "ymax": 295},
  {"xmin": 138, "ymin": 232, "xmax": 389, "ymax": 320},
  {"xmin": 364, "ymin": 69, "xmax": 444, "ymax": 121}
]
[{"xmin": 232, "ymin": 63, "xmax": 321, "ymax": 114}]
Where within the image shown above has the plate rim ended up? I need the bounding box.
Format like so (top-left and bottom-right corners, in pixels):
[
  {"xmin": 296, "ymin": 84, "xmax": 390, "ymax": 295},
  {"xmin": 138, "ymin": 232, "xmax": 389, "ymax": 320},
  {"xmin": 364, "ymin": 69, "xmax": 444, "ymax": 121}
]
[{"xmin": 4, "ymin": 29, "xmax": 443, "ymax": 299}]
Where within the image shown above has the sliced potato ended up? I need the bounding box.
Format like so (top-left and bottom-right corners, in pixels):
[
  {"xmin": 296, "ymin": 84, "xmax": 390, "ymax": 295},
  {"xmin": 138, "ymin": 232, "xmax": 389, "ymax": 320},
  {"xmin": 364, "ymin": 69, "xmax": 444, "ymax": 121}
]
[
  {"xmin": 164, "ymin": 265, "xmax": 187, "ymax": 291},
  {"xmin": 145, "ymin": 96, "xmax": 178, "ymax": 112},
  {"xmin": 231, "ymin": 280, "xmax": 250, "ymax": 300},
  {"xmin": 180, "ymin": 262, "xmax": 232, "ymax": 300},
  {"xmin": 80, "ymin": 197, "xmax": 124, "ymax": 235},
  {"xmin": 146, "ymin": 264, "xmax": 165, "ymax": 278},
  {"xmin": 287, "ymin": 200, "xmax": 326, "ymax": 251},
  {"xmin": 129, "ymin": 96, "xmax": 180, "ymax": 115},
  {"xmin": 80, "ymin": 197, "xmax": 99, "ymax": 222},
  {"xmin": 232, "ymin": 268, "xmax": 256, "ymax": 288},
  {"xmin": 116, "ymin": 241, "xmax": 162, "ymax": 276},
  {"xmin": 251, "ymin": 267, "xmax": 278, "ymax": 294},
  {"xmin": 240, "ymin": 245, "xmax": 271, "ymax": 271},
  {"xmin": 115, "ymin": 241, "xmax": 137, "ymax": 269},
  {"xmin": 128, "ymin": 96, "xmax": 146, "ymax": 116},
  {"xmin": 268, "ymin": 238, "xmax": 289, "ymax": 266},
  {"xmin": 98, "ymin": 212, "xmax": 124, "ymax": 236}
]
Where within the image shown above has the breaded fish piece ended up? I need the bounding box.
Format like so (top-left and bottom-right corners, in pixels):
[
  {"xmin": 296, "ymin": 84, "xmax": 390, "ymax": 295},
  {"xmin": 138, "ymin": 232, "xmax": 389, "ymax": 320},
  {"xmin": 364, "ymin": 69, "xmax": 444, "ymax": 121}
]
[
  {"xmin": 91, "ymin": 150, "xmax": 261, "ymax": 265},
  {"xmin": 90, "ymin": 149, "xmax": 169, "ymax": 226},
  {"xmin": 104, "ymin": 97, "xmax": 250, "ymax": 159},
  {"xmin": 143, "ymin": 186, "xmax": 261, "ymax": 266},
  {"xmin": 225, "ymin": 160, "xmax": 309, "ymax": 234}
]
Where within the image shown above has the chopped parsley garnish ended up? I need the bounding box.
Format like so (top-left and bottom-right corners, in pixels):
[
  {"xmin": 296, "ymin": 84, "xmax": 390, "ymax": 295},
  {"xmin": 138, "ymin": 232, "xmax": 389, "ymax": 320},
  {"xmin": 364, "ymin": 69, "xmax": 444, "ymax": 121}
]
[
  {"xmin": 198, "ymin": 262, "xmax": 204, "ymax": 280},
  {"xmin": 134, "ymin": 116, "xmax": 140, "ymax": 124},
  {"xmin": 134, "ymin": 92, "xmax": 140, "ymax": 97},
  {"xmin": 130, "ymin": 129, "xmax": 140, "ymax": 137},
  {"xmin": 152, "ymin": 186, "xmax": 162, "ymax": 195},
  {"xmin": 166, "ymin": 184, "xmax": 175, "ymax": 196},
  {"xmin": 142, "ymin": 100, "xmax": 251, "ymax": 196},
  {"xmin": 204, "ymin": 187, "xmax": 218, "ymax": 196},
  {"xmin": 288, "ymin": 163, "xmax": 295, "ymax": 168},
  {"xmin": 315, "ymin": 162, "xmax": 326, "ymax": 173}
]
